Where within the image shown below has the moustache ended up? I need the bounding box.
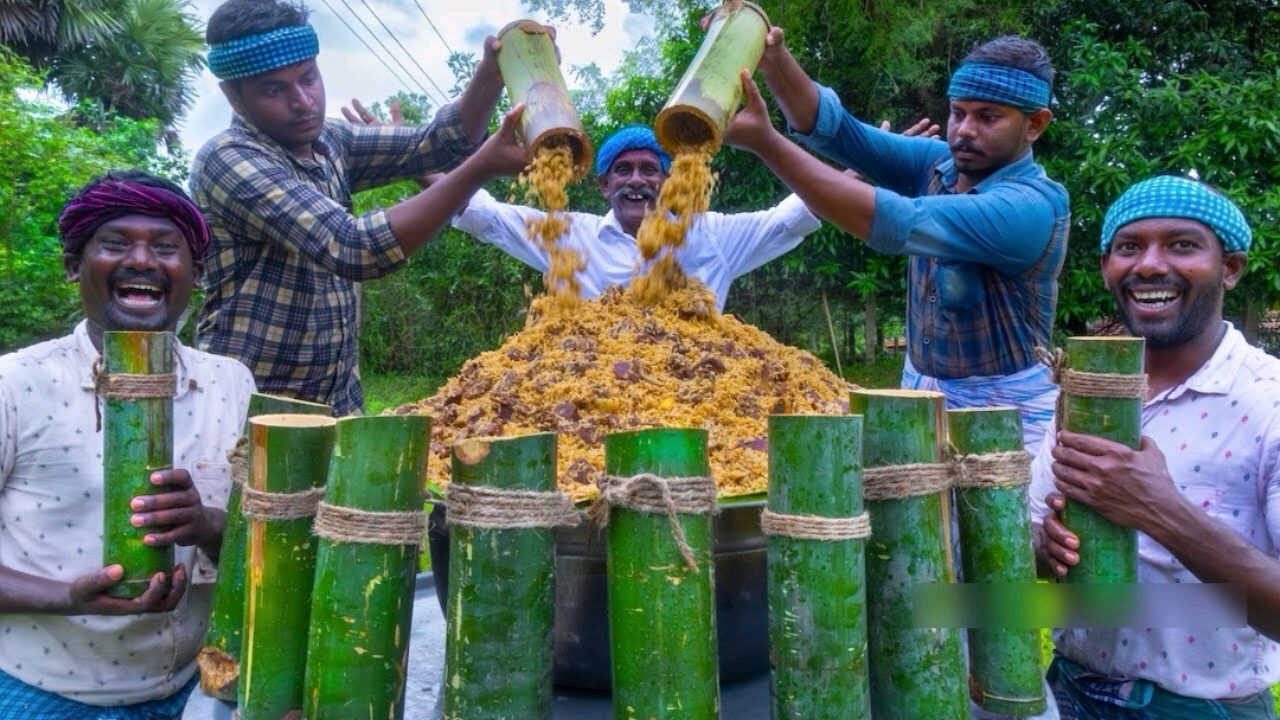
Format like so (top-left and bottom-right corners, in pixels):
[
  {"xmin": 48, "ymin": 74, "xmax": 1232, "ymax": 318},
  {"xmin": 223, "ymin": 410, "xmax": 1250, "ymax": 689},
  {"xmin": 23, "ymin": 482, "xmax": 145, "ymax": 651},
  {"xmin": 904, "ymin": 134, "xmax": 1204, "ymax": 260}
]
[
  {"xmin": 108, "ymin": 268, "xmax": 170, "ymax": 293},
  {"xmin": 612, "ymin": 186, "xmax": 657, "ymax": 203},
  {"xmin": 1119, "ymin": 274, "xmax": 1189, "ymax": 295},
  {"xmin": 951, "ymin": 140, "xmax": 982, "ymax": 156}
]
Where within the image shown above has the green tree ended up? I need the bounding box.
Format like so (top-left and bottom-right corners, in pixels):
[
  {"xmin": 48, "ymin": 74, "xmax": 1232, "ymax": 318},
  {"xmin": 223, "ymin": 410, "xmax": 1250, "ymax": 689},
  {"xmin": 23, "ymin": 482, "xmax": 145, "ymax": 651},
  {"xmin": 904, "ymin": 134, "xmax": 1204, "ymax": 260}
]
[
  {"xmin": 0, "ymin": 0, "xmax": 123, "ymax": 67},
  {"xmin": 48, "ymin": 0, "xmax": 205, "ymax": 135}
]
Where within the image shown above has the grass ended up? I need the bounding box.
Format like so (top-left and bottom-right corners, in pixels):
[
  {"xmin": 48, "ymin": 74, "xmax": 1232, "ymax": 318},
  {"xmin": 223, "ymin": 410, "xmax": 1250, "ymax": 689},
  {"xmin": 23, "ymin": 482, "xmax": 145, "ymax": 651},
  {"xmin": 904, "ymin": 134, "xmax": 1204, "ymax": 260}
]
[
  {"xmin": 363, "ymin": 373, "xmax": 442, "ymax": 416},
  {"xmin": 842, "ymin": 353, "xmax": 906, "ymax": 389}
]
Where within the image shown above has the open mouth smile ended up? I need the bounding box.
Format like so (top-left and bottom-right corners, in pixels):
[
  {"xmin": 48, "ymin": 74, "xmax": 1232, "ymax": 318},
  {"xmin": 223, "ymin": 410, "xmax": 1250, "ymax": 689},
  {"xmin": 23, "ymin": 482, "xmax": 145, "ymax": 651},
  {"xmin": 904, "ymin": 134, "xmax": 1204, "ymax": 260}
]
[
  {"xmin": 113, "ymin": 281, "xmax": 166, "ymax": 310},
  {"xmin": 1128, "ymin": 288, "xmax": 1181, "ymax": 312}
]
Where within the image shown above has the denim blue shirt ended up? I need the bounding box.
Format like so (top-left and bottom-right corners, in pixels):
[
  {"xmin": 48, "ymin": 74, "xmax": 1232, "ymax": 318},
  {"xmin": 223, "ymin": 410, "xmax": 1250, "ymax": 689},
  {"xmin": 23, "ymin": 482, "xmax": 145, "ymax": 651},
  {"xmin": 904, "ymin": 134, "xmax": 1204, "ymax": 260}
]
[{"xmin": 795, "ymin": 83, "xmax": 1070, "ymax": 379}]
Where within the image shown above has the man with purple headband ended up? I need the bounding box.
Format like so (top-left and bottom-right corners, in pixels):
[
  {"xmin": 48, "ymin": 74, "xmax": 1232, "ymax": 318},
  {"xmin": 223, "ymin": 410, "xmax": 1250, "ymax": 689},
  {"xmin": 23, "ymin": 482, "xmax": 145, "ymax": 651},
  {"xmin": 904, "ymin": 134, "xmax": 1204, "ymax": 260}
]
[
  {"xmin": 192, "ymin": 0, "xmax": 528, "ymax": 417},
  {"xmin": 0, "ymin": 170, "xmax": 255, "ymax": 718},
  {"xmin": 724, "ymin": 34, "xmax": 1069, "ymax": 456}
]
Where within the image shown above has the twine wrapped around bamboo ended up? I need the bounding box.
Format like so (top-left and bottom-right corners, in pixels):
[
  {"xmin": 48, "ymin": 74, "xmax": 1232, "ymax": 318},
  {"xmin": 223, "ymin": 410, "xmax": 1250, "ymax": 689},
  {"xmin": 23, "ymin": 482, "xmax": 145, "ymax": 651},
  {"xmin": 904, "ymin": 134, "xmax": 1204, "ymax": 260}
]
[
  {"xmin": 445, "ymin": 484, "xmax": 580, "ymax": 530},
  {"xmin": 760, "ymin": 509, "xmax": 871, "ymax": 540},
  {"xmin": 951, "ymin": 451, "xmax": 1032, "ymax": 490},
  {"xmin": 590, "ymin": 473, "xmax": 716, "ymax": 571}
]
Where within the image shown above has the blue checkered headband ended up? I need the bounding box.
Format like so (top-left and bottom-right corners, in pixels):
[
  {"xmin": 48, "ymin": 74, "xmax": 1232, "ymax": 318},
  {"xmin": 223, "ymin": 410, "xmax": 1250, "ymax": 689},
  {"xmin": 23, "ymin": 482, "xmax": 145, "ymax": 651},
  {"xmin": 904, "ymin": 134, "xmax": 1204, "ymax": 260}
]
[
  {"xmin": 595, "ymin": 126, "xmax": 672, "ymax": 176},
  {"xmin": 1100, "ymin": 176, "xmax": 1252, "ymax": 254},
  {"xmin": 207, "ymin": 25, "xmax": 320, "ymax": 81},
  {"xmin": 948, "ymin": 62, "xmax": 1051, "ymax": 113}
]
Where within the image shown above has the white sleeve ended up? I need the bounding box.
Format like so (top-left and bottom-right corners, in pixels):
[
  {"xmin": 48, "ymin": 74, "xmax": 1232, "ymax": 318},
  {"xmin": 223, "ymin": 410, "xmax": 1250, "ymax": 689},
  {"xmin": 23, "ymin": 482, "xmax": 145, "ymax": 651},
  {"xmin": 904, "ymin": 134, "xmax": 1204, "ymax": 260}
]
[
  {"xmin": 1028, "ymin": 417, "xmax": 1058, "ymax": 525},
  {"xmin": 451, "ymin": 188, "xmax": 551, "ymax": 273},
  {"xmin": 705, "ymin": 193, "xmax": 822, "ymax": 278},
  {"xmin": 0, "ymin": 381, "xmax": 13, "ymax": 492}
]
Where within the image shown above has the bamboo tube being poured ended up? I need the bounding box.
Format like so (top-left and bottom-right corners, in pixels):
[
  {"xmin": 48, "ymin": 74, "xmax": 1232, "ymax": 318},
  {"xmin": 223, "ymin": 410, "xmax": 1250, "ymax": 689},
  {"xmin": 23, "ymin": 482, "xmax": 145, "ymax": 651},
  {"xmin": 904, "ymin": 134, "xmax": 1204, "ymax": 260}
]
[
  {"xmin": 654, "ymin": 0, "xmax": 769, "ymax": 153},
  {"xmin": 497, "ymin": 19, "xmax": 593, "ymax": 181}
]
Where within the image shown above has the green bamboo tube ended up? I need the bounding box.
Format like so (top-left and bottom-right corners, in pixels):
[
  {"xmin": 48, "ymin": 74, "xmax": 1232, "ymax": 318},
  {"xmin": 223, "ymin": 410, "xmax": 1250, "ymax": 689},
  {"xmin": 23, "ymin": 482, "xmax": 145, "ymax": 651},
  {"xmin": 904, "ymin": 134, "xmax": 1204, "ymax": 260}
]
[
  {"xmin": 198, "ymin": 394, "xmax": 331, "ymax": 701},
  {"xmin": 1061, "ymin": 337, "xmax": 1144, "ymax": 584},
  {"xmin": 849, "ymin": 389, "xmax": 967, "ymax": 720},
  {"xmin": 654, "ymin": 0, "xmax": 769, "ymax": 152},
  {"xmin": 497, "ymin": 19, "xmax": 593, "ymax": 180},
  {"xmin": 304, "ymin": 415, "xmax": 431, "ymax": 719},
  {"xmin": 767, "ymin": 414, "xmax": 870, "ymax": 719},
  {"xmin": 604, "ymin": 428, "xmax": 719, "ymax": 720},
  {"xmin": 239, "ymin": 414, "xmax": 337, "ymax": 720},
  {"xmin": 101, "ymin": 331, "xmax": 175, "ymax": 599},
  {"xmin": 949, "ymin": 408, "xmax": 1046, "ymax": 717},
  {"xmin": 440, "ymin": 432, "xmax": 558, "ymax": 720}
]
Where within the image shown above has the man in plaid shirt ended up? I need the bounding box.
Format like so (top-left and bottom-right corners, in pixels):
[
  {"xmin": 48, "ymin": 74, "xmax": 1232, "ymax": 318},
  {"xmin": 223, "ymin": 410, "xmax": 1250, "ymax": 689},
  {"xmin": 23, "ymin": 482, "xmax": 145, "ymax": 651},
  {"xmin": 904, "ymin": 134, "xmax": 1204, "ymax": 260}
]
[
  {"xmin": 191, "ymin": 0, "xmax": 529, "ymax": 416},
  {"xmin": 724, "ymin": 34, "xmax": 1069, "ymax": 457}
]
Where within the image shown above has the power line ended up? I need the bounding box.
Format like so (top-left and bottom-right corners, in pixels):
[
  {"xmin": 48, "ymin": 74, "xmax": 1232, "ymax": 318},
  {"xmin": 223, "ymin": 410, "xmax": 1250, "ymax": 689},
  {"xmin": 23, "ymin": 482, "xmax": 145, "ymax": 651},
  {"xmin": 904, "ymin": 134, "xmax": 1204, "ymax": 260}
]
[
  {"xmin": 356, "ymin": 0, "xmax": 451, "ymax": 102},
  {"xmin": 410, "ymin": 0, "xmax": 455, "ymax": 57},
  {"xmin": 335, "ymin": 0, "xmax": 446, "ymax": 105},
  {"xmin": 316, "ymin": 0, "xmax": 420, "ymax": 99}
]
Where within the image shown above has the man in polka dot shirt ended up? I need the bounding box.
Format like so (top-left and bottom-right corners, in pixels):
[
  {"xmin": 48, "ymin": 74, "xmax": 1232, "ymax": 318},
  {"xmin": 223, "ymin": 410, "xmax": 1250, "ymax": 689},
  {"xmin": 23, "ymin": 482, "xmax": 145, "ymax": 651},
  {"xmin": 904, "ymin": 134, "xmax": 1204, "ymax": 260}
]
[
  {"xmin": 0, "ymin": 170, "xmax": 256, "ymax": 717},
  {"xmin": 1032, "ymin": 176, "xmax": 1280, "ymax": 718}
]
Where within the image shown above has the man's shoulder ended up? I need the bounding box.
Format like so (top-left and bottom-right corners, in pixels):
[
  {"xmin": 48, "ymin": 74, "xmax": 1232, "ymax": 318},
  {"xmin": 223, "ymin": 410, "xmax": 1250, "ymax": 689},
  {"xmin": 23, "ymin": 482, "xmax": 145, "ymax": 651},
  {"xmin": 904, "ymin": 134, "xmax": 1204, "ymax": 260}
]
[
  {"xmin": 191, "ymin": 125, "xmax": 284, "ymax": 182},
  {"xmin": 0, "ymin": 333, "xmax": 78, "ymax": 377},
  {"xmin": 1231, "ymin": 340, "xmax": 1280, "ymax": 400},
  {"xmin": 180, "ymin": 345, "xmax": 255, "ymax": 387},
  {"xmin": 984, "ymin": 158, "xmax": 1070, "ymax": 213}
]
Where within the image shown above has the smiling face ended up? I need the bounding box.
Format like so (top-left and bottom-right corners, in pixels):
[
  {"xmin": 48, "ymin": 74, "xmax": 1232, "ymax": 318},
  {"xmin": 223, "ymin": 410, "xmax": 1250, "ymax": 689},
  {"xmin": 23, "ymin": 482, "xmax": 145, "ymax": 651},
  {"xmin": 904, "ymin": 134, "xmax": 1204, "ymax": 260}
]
[
  {"xmin": 597, "ymin": 148, "xmax": 666, "ymax": 237},
  {"xmin": 222, "ymin": 58, "xmax": 325, "ymax": 158},
  {"xmin": 64, "ymin": 215, "xmax": 201, "ymax": 349},
  {"xmin": 1101, "ymin": 217, "xmax": 1247, "ymax": 350}
]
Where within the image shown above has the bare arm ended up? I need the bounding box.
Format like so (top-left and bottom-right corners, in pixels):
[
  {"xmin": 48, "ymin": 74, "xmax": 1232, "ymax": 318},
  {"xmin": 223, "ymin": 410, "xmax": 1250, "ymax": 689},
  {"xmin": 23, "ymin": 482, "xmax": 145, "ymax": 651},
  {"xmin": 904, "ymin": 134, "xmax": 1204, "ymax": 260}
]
[
  {"xmin": 0, "ymin": 564, "xmax": 187, "ymax": 615},
  {"xmin": 455, "ymin": 36, "xmax": 507, "ymax": 145},
  {"xmin": 755, "ymin": 28, "xmax": 820, "ymax": 134}
]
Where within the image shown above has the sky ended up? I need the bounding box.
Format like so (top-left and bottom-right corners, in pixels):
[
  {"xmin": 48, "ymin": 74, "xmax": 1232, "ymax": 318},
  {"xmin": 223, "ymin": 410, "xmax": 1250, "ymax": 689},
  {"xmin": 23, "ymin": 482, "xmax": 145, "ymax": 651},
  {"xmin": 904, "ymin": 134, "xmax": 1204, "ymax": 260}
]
[{"xmin": 178, "ymin": 0, "xmax": 656, "ymax": 157}]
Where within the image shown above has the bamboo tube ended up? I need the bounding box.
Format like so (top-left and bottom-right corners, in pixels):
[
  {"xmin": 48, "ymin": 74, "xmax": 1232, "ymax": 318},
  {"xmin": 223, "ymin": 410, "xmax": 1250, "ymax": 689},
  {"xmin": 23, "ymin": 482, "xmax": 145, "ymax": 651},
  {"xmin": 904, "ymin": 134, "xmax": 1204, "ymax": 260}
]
[
  {"xmin": 849, "ymin": 389, "xmax": 968, "ymax": 720},
  {"xmin": 101, "ymin": 331, "xmax": 175, "ymax": 599},
  {"xmin": 304, "ymin": 415, "xmax": 431, "ymax": 719},
  {"xmin": 604, "ymin": 428, "xmax": 719, "ymax": 719},
  {"xmin": 497, "ymin": 19, "xmax": 593, "ymax": 180},
  {"xmin": 1061, "ymin": 337, "xmax": 1144, "ymax": 584},
  {"xmin": 199, "ymin": 394, "xmax": 331, "ymax": 701},
  {"xmin": 767, "ymin": 414, "xmax": 870, "ymax": 719},
  {"xmin": 654, "ymin": 0, "xmax": 769, "ymax": 152},
  {"xmin": 440, "ymin": 432, "xmax": 558, "ymax": 720},
  {"xmin": 238, "ymin": 414, "xmax": 336, "ymax": 720},
  {"xmin": 949, "ymin": 408, "xmax": 1045, "ymax": 717}
]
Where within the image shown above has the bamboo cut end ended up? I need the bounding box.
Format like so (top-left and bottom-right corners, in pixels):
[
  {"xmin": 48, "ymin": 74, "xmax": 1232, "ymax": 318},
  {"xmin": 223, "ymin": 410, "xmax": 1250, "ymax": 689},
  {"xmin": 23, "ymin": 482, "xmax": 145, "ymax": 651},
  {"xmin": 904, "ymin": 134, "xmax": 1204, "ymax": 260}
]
[
  {"xmin": 248, "ymin": 414, "xmax": 338, "ymax": 429},
  {"xmin": 532, "ymin": 129, "xmax": 594, "ymax": 182},
  {"xmin": 453, "ymin": 438, "xmax": 492, "ymax": 466},
  {"xmin": 498, "ymin": 17, "xmax": 551, "ymax": 38},
  {"xmin": 196, "ymin": 647, "xmax": 239, "ymax": 700},
  {"xmin": 851, "ymin": 389, "xmax": 945, "ymax": 399},
  {"xmin": 655, "ymin": 105, "xmax": 719, "ymax": 155}
]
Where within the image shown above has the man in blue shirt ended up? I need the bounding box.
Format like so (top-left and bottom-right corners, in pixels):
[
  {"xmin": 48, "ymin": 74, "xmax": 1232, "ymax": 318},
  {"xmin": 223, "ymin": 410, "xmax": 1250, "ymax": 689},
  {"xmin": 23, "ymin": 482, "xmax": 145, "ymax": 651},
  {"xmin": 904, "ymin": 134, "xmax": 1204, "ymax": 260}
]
[{"xmin": 724, "ymin": 33, "xmax": 1070, "ymax": 455}]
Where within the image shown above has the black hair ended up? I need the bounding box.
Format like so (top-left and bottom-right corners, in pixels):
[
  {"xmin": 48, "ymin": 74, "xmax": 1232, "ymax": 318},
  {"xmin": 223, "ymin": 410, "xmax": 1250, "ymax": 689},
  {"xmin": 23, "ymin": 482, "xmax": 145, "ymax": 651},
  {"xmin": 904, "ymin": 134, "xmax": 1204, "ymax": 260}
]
[
  {"xmin": 71, "ymin": 169, "xmax": 191, "ymax": 205},
  {"xmin": 207, "ymin": 0, "xmax": 310, "ymax": 45},
  {"xmin": 962, "ymin": 35, "xmax": 1055, "ymax": 86}
]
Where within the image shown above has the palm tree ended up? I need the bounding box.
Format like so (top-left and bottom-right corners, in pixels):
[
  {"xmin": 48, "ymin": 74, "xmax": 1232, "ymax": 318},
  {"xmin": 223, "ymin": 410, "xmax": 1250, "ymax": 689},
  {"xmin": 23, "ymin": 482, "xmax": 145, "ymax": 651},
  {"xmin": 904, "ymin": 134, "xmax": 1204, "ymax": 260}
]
[
  {"xmin": 0, "ymin": 0, "xmax": 124, "ymax": 67},
  {"xmin": 49, "ymin": 0, "xmax": 204, "ymax": 134}
]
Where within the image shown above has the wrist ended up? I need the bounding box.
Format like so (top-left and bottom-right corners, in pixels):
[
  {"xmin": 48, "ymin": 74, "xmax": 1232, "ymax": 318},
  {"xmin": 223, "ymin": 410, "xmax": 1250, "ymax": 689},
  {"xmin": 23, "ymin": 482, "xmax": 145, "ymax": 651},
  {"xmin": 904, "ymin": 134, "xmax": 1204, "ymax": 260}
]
[{"xmin": 197, "ymin": 508, "xmax": 226, "ymax": 556}]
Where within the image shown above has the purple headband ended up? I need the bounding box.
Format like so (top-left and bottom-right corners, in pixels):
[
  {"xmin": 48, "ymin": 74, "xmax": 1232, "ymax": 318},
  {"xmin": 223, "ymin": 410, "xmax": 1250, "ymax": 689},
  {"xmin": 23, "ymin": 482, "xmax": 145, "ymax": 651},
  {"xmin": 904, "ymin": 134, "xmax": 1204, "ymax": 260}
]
[{"xmin": 58, "ymin": 180, "xmax": 211, "ymax": 260}]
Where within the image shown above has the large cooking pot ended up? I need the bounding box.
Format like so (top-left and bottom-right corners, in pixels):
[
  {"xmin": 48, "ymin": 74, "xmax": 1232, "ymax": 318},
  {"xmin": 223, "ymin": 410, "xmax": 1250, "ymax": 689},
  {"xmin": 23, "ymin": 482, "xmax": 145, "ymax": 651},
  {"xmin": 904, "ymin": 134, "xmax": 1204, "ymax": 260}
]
[{"xmin": 426, "ymin": 498, "xmax": 769, "ymax": 690}]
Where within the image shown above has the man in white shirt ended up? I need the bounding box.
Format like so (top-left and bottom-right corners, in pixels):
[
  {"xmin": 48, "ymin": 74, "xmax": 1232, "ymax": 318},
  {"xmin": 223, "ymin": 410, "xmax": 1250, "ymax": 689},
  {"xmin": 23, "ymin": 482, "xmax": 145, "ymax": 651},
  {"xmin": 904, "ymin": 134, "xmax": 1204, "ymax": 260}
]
[
  {"xmin": 453, "ymin": 125, "xmax": 822, "ymax": 311},
  {"xmin": 0, "ymin": 170, "xmax": 255, "ymax": 718},
  {"xmin": 1032, "ymin": 176, "xmax": 1280, "ymax": 718}
]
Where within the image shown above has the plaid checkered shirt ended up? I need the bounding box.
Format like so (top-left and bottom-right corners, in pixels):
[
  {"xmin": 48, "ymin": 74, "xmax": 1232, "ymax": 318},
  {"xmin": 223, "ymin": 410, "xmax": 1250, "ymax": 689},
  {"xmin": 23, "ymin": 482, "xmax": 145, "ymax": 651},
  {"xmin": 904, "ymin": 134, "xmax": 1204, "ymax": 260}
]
[
  {"xmin": 796, "ymin": 83, "xmax": 1070, "ymax": 379},
  {"xmin": 191, "ymin": 104, "xmax": 480, "ymax": 415}
]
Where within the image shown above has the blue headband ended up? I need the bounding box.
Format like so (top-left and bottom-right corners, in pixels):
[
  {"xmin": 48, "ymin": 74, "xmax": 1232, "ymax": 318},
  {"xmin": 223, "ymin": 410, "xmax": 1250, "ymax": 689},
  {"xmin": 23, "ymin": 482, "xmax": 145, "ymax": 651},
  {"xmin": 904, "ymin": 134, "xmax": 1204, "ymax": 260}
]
[
  {"xmin": 948, "ymin": 62, "xmax": 1051, "ymax": 113},
  {"xmin": 1101, "ymin": 176, "xmax": 1252, "ymax": 254},
  {"xmin": 595, "ymin": 126, "xmax": 672, "ymax": 176},
  {"xmin": 208, "ymin": 25, "xmax": 319, "ymax": 81}
]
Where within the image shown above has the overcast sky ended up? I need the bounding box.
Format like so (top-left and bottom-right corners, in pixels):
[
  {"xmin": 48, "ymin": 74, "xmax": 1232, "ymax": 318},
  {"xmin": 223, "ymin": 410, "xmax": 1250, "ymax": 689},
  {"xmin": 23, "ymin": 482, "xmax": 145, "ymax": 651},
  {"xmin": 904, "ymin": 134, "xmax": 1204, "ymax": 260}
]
[{"xmin": 178, "ymin": 0, "xmax": 655, "ymax": 156}]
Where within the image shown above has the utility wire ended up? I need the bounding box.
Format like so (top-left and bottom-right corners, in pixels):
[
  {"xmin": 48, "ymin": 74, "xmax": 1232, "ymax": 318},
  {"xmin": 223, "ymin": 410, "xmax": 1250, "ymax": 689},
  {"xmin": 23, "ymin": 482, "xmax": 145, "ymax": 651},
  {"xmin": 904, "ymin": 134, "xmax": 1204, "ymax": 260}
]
[
  {"xmin": 316, "ymin": 0, "xmax": 420, "ymax": 100},
  {"xmin": 336, "ymin": 0, "xmax": 446, "ymax": 104},
  {"xmin": 410, "ymin": 0, "xmax": 455, "ymax": 56},
  {"xmin": 357, "ymin": 0, "xmax": 451, "ymax": 101}
]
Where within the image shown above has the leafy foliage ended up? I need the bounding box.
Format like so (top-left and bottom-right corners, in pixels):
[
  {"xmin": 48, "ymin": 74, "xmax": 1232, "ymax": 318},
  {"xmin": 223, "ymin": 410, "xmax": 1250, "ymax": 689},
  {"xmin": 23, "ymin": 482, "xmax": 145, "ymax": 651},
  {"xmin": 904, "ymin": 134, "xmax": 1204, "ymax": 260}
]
[
  {"xmin": 0, "ymin": 51, "xmax": 185, "ymax": 352},
  {"xmin": 48, "ymin": 0, "xmax": 205, "ymax": 135},
  {"xmin": 0, "ymin": 0, "xmax": 123, "ymax": 67}
]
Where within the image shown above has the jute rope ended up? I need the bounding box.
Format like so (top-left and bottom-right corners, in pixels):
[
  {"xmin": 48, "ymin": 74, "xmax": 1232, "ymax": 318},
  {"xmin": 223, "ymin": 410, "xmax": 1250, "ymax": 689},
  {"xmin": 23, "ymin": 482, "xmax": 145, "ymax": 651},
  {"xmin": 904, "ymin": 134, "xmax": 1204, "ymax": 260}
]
[
  {"xmin": 760, "ymin": 509, "xmax": 872, "ymax": 540},
  {"xmin": 588, "ymin": 474, "xmax": 717, "ymax": 572},
  {"xmin": 313, "ymin": 502, "xmax": 427, "ymax": 546},
  {"xmin": 1035, "ymin": 346, "xmax": 1148, "ymax": 433},
  {"xmin": 952, "ymin": 451, "xmax": 1032, "ymax": 490},
  {"xmin": 91, "ymin": 360, "xmax": 177, "ymax": 431},
  {"xmin": 444, "ymin": 484, "xmax": 580, "ymax": 530},
  {"xmin": 240, "ymin": 485, "xmax": 325, "ymax": 521},
  {"xmin": 863, "ymin": 462, "xmax": 953, "ymax": 501},
  {"xmin": 227, "ymin": 436, "xmax": 249, "ymax": 488}
]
